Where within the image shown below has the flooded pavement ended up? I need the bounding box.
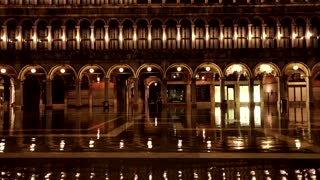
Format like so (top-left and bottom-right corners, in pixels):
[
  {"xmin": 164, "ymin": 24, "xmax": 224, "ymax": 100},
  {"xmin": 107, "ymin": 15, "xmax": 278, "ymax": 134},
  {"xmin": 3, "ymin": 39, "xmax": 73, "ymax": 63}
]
[
  {"xmin": 0, "ymin": 104, "xmax": 320, "ymax": 179},
  {"xmin": 0, "ymin": 104, "xmax": 319, "ymax": 154}
]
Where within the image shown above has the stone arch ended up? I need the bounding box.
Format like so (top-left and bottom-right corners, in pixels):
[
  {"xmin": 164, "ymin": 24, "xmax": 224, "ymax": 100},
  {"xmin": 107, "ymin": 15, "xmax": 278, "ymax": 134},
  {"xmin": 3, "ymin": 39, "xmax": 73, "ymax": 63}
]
[
  {"xmin": 251, "ymin": 16, "xmax": 264, "ymax": 24},
  {"xmin": 193, "ymin": 18, "xmax": 207, "ymax": 25},
  {"xmin": 106, "ymin": 64, "xmax": 136, "ymax": 78},
  {"xmin": 120, "ymin": 18, "xmax": 134, "ymax": 25},
  {"xmin": 253, "ymin": 62, "xmax": 281, "ymax": 77},
  {"xmin": 92, "ymin": 18, "xmax": 106, "ymax": 26},
  {"xmin": 34, "ymin": 18, "xmax": 49, "ymax": 26},
  {"xmin": 78, "ymin": 18, "xmax": 92, "ymax": 26},
  {"xmin": 48, "ymin": 64, "xmax": 77, "ymax": 80},
  {"xmin": 18, "ymin": 65, "xmax": 48, "ymax": 81},
  {"xmin": 135, "ymin": 18, "xmax": 150, "ymax": 25},
  {"xmin": 106, "ymin": 18, "xmax": 121, "ymax": 24},
  {"xmin": 311, "ymin": 62, "xmax": 320, "ymax": 79},
  {"xmin": 0, "ymin": 65, "xmax": 18, "ymax": 78},
  {"xmin": 150, "ymin": 18, "xmax": 164, "ymax": 24},
  {"xmin": 3, "ymin": 18, "xmax": 18, "ymax": 25},
  {"xmin": 282, "ymin": 62, "xmax": 311, "ymax": 77},
  {"xmin": 19, "ymin": 18, "xmax": 34, "ymax": 26},
  {"xmin": 193, "ymin": 62, "xmax": 223, "ymax": 78},
  {"xmin": 136, "ymin": 63, "xmax": 164, "ymax": 78},
  {"xmin": 224, "ymin": 62, "xmax": 253, "ymax": 78},
  {"xmin": 164, "ymin": 63, "xmax": 193, "ymax": 78},
  {"xmin": 78, "ymin": 64, "xmax": 107, "ymax": 79}
]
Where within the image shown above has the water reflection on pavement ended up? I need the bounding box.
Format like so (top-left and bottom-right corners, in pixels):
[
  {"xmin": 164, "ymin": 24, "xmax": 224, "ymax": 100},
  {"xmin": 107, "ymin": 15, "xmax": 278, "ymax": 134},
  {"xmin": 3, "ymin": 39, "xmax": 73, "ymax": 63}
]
[{"xmin": 0, "ymin": 104, "xmax": 319, "ymax": 154}]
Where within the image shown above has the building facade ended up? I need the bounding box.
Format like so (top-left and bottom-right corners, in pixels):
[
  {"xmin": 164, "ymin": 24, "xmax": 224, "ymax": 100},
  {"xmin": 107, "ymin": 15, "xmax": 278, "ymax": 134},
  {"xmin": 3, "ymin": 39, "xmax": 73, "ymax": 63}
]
[{"xmin": 0, "ymin": 1, "xmax": 319, "ymax": 113}]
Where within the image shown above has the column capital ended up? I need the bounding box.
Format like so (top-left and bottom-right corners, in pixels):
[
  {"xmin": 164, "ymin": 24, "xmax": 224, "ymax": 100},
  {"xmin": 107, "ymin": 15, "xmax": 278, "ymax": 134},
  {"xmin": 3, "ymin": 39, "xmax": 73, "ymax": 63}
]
[
  {"xmin": 1, "ymin": 25, "xmax": 7, "ymax": 28},
  {"xmin": 162, "ymin": 25, "xmax": 166, "ymax": 29},
  {"xmin": 75, "ymin": 25, "xmax": 80, "ymax": 29},
  {"xmin": 248, "ymin": 23, "xmax": 252, "ymax": 27},
  {"xmin": 147, "ymin": 25, "xmax": 152, "ymax": 28},
  {"xmin": 90, "ymin": 25, "xmax": 95, "ymax": 29},
  {"xmin": 176, "ymin": 24, "xmax": 181, "ymax": 28},
  {"xmin": 133, "ymin": 25, "xmax": 137, "ymax": 29},
  {"xmin": 118, "ymin": 25, "xmax": 123, "ymax": 29},
  {"xmin": 205, "ymin": 24, "xmax": 209, "ymax": 28},
  {"xmin": 46, "ymin": 25, "xmax": 52, "ymax": 29},
  {"xmin": 104, "ymin": 25, "xmax": 109, "ymax": 29}
]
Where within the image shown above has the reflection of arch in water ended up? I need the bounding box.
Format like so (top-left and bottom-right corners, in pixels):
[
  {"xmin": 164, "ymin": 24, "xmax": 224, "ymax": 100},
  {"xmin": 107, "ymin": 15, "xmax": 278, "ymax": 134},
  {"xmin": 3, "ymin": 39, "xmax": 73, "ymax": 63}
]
[
  {"xmin": 52, "ymin": 75, "xmax": 65, "ymax": 104},
  {"xmin": 23, "ymin": 75, "xmax": 41, "ymax": 111}
]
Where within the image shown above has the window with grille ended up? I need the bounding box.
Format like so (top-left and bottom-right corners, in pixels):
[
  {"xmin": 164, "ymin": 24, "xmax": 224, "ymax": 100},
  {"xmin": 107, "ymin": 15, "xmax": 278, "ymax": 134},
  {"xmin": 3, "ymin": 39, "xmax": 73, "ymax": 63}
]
[
  {"xmin": 237, "ymin": 25, "xmax": 247, "ymax": 48},
  {"xmin": 167, "ymin": 26, "xmax": 177, "ymax": 49},
  {"xmin": 22, "ymin": 26, "xmax": 32, "ymax": 50},
  {"xmin": 95, "ymin": 27, "xmax": 104, "ymax": 50},
  {"xmin": 66, "ymin": 27, "xmax": 76, "ymax": 50},
  {"xmin": 223, "ymin": 26, "xmax": 233, "ymax": 49},
  {"xmin": 310, "ymin": 25, "xmax": 319, "ymax": 48},
  {"xmin": 37, "ymin": 24, "xmax": 48, "ymax": 50},
  {"xmin": 251, "ymin": 25, "xmax": 261, "ymax": 48},
  {"xmin": 137, "ymin": 26, "xmax": 148, "ymax": 49},
  {"xmin": 109, "ymin": 26, "xmax": 119, "ymax": 49},
  {"xmin": 181, "ymin": 25, "xmax": 191, "ymax": 49},
  {"xmin": 195, "ymin": 25, "xmax": 205, "ymax": 49},
  {"xmin": 265, "ymin": 25, "xmax": 276, "ymax": 48},
  {"xmin": 294, "ymin": 20, "xmax": 306, "ymax": 48},
  {"xmin": 123, "ymin": 26, "xmax": 133, "ymax": 49},
  {"xmin": 80, "ymin": 26, "xmax": 90, "ymax": 50},
  {"xmin": 209, "ymin": 22, "xmax": 220, "ymax": 49},
  {"xmin": 280, "ymin": 20, "xmax": 291, "ymax": 48},
  {"xmin": 151, "ymin": 24, "xmax": 162, "ymax": 49},
  {"xmin": 52, "ymin": 27, "xmax": 62, "ymax": 50}
]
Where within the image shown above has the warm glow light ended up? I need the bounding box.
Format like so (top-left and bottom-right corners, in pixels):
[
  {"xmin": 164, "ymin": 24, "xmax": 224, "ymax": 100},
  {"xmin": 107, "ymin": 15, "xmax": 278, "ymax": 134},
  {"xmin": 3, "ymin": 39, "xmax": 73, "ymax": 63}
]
[
  {"xmin": 231, "ymin": 64, "xmax": 242, "ymax": 73},
  {"xmin": 293, "ymin": 65, "xmax": 299, "ymax": 70},
  {"xmin": 248, "ymin": 33, "xmax": 253, "ymax": 40},
  {"xmin": 47, "ymin": 34, "xmax": 51, "ymax": 42},
  {"xmin": 192, "ymin": 33, "xmax": 195, "ymax": 41},
  {"xmin": 292, "ymin": 33, "xmax": 297, "ymax": 39},
  {"xmin": 206, "ymin": 32, "xmax": 209, "ymax": 41},
  {"xmin": 260, "ymin": 64, "xmax": 273, "ymax": 74},
  {"xmin": 177, "ymin": 32, "xmax": 181, "ymax": 41},
  {"xmin": 148, "ymin": 33, "xmax": 152, "ymax": 41},
  {"xmin": 162, "ymin": 33, "xmax": 166, "ymax": 41},
  {"xmin": 262, "ymin": 33, "xmax": 266, "ymax": 40},
  {"xmin": 234, "ymin": 32, "xmax": 238, "ymax": 40},
  {"xmin": 16, "ymin": 35, "xmax": 21, "ymax": 42},
  {"xmin": 105, "ymin": 33, "xmax": 109, "ymax": 42},
  {"xmin": 195, "ymin": 74, "xmax": 199, "ymax": 79},
  {"xmin": 0, "ymin": 68, "xmax": 6, "ymax": 74},
  {"xmin": 177, "ymin": 67, "xmax": 182, "ymax": 72},
  {"xmin": 90, "ymin": 34, "xmax": 94, "ymax": 42},
  {"xmin": 76, "ymin": 34, "xmax": 80, "ymax": 42},
  {"xmin": 119, "ymin": 68, "xmax": 124, "ymax": 72},
  {"xmin": 220, "ymin": 33, "xmax": 224, "ymax": 40},
  {"xmin": 277, "ymin": 32, "xmax": 282, "ymax": 40},
  {"xmin": 89, "ymin": 68, "xmax": 94, "ymax": 73},
  {"xmin": 60, "ymin": 68, "xmax": 65, "ymax": 73},
  {"xmin": 32, "ymin": 35, "xmax": 36, "ymax": 42},
  {"xmin": 201, "ymin": 76, "xmax": 205, "ymax": 80},
  {"xmin": 306, "ymin": 31, "xmax": 312, "ymax": 39},
  {"xmin": 61, "ymin": 34, "xmax": 65, "ymax": 42},
  {"xmin": 205, "ymin": 66, "xmax": 211, "ymax": 72},
  {"xmin": 97, "ymin": 77, "xmax": 100, "ymax": 82},
  {"xmin": 119, "ymin": 33, "xmax": 123, "ymax": 42},
  {"xmin": 1, "ymin": 35, "xmax": 6, "ymax": 42},
  {"xmin": 154, "ymin": 82, "xmax": 157, "ymax": 86},
  {"xmin": 133, "ymin": 33, "xmax": 137, "ymax": 41},
  {"xmin": 147, "ymin": 67, "xmax": 152, "ymax": 72},
  {"xmin": 147, "ymin": 138, "xmax": 153, "ymax": 149},
  {"xmin": 31, "ymin": 68, "xmax": 36, "ymax": 73}
]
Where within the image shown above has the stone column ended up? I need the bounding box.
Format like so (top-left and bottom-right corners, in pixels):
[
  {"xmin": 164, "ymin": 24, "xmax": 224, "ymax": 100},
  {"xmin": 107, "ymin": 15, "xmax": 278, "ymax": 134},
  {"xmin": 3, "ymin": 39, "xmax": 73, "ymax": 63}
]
[
  {"xmin": 205, "ymin": 25, "xmax": 209, "ymax": 48},
  {"xmin": 176, "ymin": 24, "xmax": 181, "ymax": 49},
  {"xmin": 235, "ymin": 75, "xmax": 240, "ymax": 121},
  {"xmin": 276, "ymin": 24, "xmax": 281, "ymax": 47},
  {"xmin": 260, "ymin": 76, "xmax": 265, "ymax": 127},
  {"xmin": 145, "ymin": 85, "xmax": 149, "ymax": 105},
  {"xmin": 210, "ymin": 76, "xmax": 215, "ymax": 109},
  {"xmin": 75, "ymin": 25, "xmax": 80, "ymax": 50},
  {"xmin": 233, "ymin": 24, "xmax": 238, "ymax": 48},
  {"xmin": 119, "ymin": 25, "xmax": 123, "ymax": 49},
  {"xmin": 186, "ymin": 81, "xmax": 191, "ymax": 105},
  {"xmin": 261, "ymin": 24, "xmax": 266, "ymax": 48},
  {"xmin": 47, "ymin": 25, "xmax": 52, "ymax": 50},
  {"xmin": 1, "ymin": 26, "xmax": 7, "ymax": 50},
  {"xmin": 61, "ymin": 26, "xmax": 66, "ymax": 50},
  {"xmin": 76, "ymin": 79, "xmax": 81, "ymax": 107},
  {"xmin": 248, "ymin": 23, "xmax": 252, "ymax": 48},
  {"xmin": 104, "ymin": 25, "xmax": 109, "ymax": 49},
  {"xmin": 161, "ymin": 79, "xmax": 167, "ymax": 104},
  {"xmin": 249, "ymin": 78, "xmax": 255, "ymax": 128},
  {"xmin": 278, "ymin": 76, "xmax": 287, "ymax": 113},
  {"xmin": 291, "ymin": 23, "xmax": 296, "ymax": 48},
  {"xmin": 104, "ymin": 77, "xmax": 109, "ymax": 103},
  {"xmin": 32, "ymin": 26, "xmax": 37, "ymax": 50},
  {"xmin": 46, "ymin": 79, "xmax": 52, "ymax": 108},
  {"xmin": 306, "ymin": 76, "xmax": 313, "ymax": 107},
  {"xmin": 191, "ymin": 24, "xmax": 195, "ymax": 49},
  {"xmin": 191, "ymin": 78, "xmax": 196, "ymax": 107},
  {"xmin": 17, "ymin": 26, "xmax": 22, "ymax": 50},
  {"xmin": 147, "ymin": 25, "xmax": 152, "ymax": 49},
  {"xmin": 15, "ymin": 80, "xmax": 23, "ymax": 108},
  {"xmin": 305, "ymin": 22, "xmax": 311, "ymax": 48},
  {"xmin": 220, "ymin": 77, "xmax": 226, "ymax": 109},
  {"xmin": 162, "ymin": 25, "xmax": 166, "ymax": 49},
  {"xmin": 133, "ymin": 25, "xmax": 137, "ymax": 49},
  {"xmin": 134, "ymin": 78, "xmax": 139, "ymax": 104},
  {"xmin": 90, "ymin": 25, "xmax": 95, "ymax": 49},
  {"xmin": 220, "ymin": 25, "xmax": 224, "ymax": 48}
]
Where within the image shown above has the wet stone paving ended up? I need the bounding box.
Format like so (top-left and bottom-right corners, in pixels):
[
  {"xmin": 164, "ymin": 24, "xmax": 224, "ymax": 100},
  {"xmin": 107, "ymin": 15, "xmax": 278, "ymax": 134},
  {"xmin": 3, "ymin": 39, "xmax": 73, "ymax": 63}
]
[{"xmin": 0, "ymin": 104, "xmax": 319, "ymax": 179}]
